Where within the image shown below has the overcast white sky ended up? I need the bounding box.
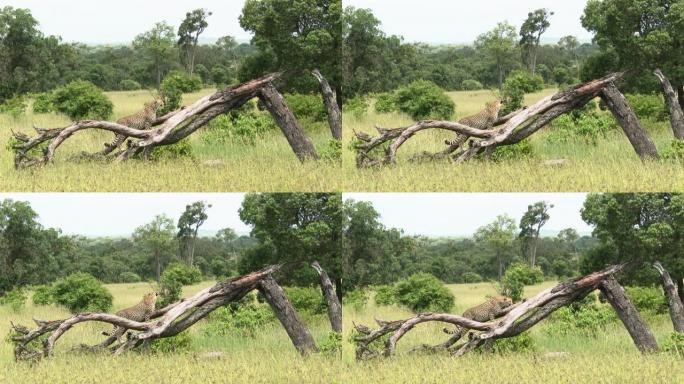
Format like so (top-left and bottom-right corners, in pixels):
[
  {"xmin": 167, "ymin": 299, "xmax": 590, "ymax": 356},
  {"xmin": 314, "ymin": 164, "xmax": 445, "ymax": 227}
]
[
  {"xmin": 346, "ymin": 0, "xmax": 593, "ymax": 44},
  {"xmin": 3, "ymin": 0, "xmax": 253, "ymax": 44},
  {"xmin": 0, "ymin": 193, "xmax": 251, "ymax": 237},
  {"xmin": 344, "ymin": 193, "xmax": 592, "ymax": 237}
]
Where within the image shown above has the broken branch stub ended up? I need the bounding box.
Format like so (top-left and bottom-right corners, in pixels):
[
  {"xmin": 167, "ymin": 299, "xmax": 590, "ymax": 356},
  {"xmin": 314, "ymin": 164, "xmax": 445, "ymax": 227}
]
[
  {"xmin": 653, "ymin": 261, "xmax": 684, "ymax": 333},
  {"xmin": 312, "ymin": 69, "xmax": 342, "ymax": 140}
]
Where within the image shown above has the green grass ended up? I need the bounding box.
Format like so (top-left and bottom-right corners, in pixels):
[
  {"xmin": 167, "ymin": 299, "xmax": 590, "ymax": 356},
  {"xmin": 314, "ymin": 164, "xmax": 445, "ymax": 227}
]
[
  {"xmin": 0, "ymin": 90, "xmax": 342, "ymax": 192},
  {"xmin": 343, "ymin": 89, "xmax": 684, "ymax": 192},
  {"xmin": 341, "ymin": 282, "xmax": 684, "ymax": 383},
  {"xmin": 1, "ymin": 282, "xmax": 341, "ymax": 384}
]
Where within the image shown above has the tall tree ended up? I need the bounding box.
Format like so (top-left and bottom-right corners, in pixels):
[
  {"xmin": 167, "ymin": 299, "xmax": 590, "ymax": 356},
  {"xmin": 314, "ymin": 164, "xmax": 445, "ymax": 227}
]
[
  {"xmin": 519, "ymin": 8, "xmax": 553, "ymax": 75},
  {"xmin": 476, "ymin": 22, "xmax": 518, "ymax": 90},
  {"xmin": 519, "ymin": 201, "xmax": 553, "ymax": 267},
  {"xmin": 177, "ymin": 201, "xmax": 211, "ymax": 267},
  {"xmin": 558, "ymin": 35, "xmax": 580, "ymax": 77},
  {"xmin": 133, "ymin": 22, "xmax": 177, "ymax": 88},
  {"xmin": 474, "ymin": 214, "xmax": 517, "ymax": 281},
  {"xmin": 177, "ymin": 8, "xmax": 212, "ymax": 76},
  {"xmin": 133, "ymin": 215, "xmax": 176, "ymax": 282}
]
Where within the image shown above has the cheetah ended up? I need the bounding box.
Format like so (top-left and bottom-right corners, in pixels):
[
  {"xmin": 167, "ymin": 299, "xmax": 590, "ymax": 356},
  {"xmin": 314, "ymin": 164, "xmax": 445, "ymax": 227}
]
[
  {"xmin": 100, "ymin": 100, "xmax": 162, "ymax": 155},
  {"xmin": 445, "ymin": 99, "xmax": 502, "ymax": 149},
  {"xmin": 444, "ymin": 295, "xmax": 514, "ymax": 337},
  {"xmin": 103, "ymin": 292, "xmax": 157, "ymax": 340}
]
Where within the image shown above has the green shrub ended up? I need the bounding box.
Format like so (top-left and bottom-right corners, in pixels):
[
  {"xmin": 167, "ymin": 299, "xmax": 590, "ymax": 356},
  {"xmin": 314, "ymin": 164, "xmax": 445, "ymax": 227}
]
[
  {"xmin": 51, "ymin": 273, "xmax": 113, "ymax": 313},
  {"xmin": 119, "ymin": 79, "xmax": 142, "ymax": 91},
  {"xmin": 374, "ymin": 93, "xmax": 397, "ymax": 114},
  {"xmin": 202, "ymin": 111, "xmax": 277, "ymax": 146},
  {"xmin": 661, "ymin": 139, "xmax": 684, "ymax": 163},
  {"xmin": 159, "ymin": 263, "xmax": 202, "ymax": 307},
  {"xmin": 502, "ymin": 70, "xmax": 544, "ymax": 114},
  {"xmin": 149, "ymin": 331, "xmax": 193, "ymax": 354},
  {"xmin": 544, "ymin": 294, "xmax": 617, "ymax": 337},
  {"xmin": 489, "ymin": 140, "xmax": 534, "ymax": 162},
  {"xmin": 118, "ymin": 272, "xmax": 142, "ymax": 283},
  {"xmin": 625, "ymin": 286, "xmax": 668, "ymax": 315},
  {"xmin": 211, "ymin": 64, "xmax": 234, "ymax": 87},
  {"xmin": 489, "ymin": 332, "xmax": 535, "ymax": 354},
  {"xmin": 343, "ymin": 96, "xmax": 369, "ymax": 118},
  {"xmin": 394, "ymin": 273, "xmax": 454, "ymax": 313},
  {"xmin": 500, "ymin": 263, "xmax": 544, "ymax": 301},
  {"xmin": 32, "ymin": 285, "xmax": 54, "ymax": 306},
  {"xmin": 461, "ymin": 79, "xmax": 484, "ymax": 91},
  {"xmin": 159, "ymin": 71, "xmax": 203, "ymax": 114},
  {"xmin": 663, "ymin": 332, "xmax": 684, "ymax": 358},
  {"xmin": 393, "ymin": 80, "xmax": 455, "ymax": 121},
  {"xmin": 374, "ymin": 285, "xmax": 398, "ymax": 306},
  {"xmin": 284, "ymin": 93, "xmax": 327, "ymax": 122},
  {"xmin": 462, "ymin": 272, "xmax": 484, "ymax": 283},
  {"xmin": 204, "ymin": 299, "xmax": 275, "ymax": 338},
  {"xmin": 1, "ymin": 288, "xmax": 27, "ymax": 312},
  {"xmin": 546, "ymin": 110, "xmax": 616, "ymax": 146},
  {"xmin": 319, "ymin": 331, "xmax": 342, "ymax": 357},
  {"xmin": 284, "ymin": 286, "xmax": 326, "ymax": 315},
  {"xmin": 0, "ymin": 95, "xmax": 27, "ymax": 118},
  {"xmin": 343, "ymin": 289, "xmax": 369, "ymax": 311},
  {"xmin": 51, "ymin": 80, "xmax": 113, "ymax": 121},
  {"xmin": 32, "ymin": 92, "xmax": 55, "ymax": 113},
  {"xmin": 319, "ymin": 139, "xmax": 341, "ymax": 164},
  {"xmin": 150, "ymin": 139, "xmax": 194, "ymax": 160},
  {"xmin": 626, "ymin": 94, "xmax": 668, "ymax": 122},
  {"xmin": 553, "ymin": 65, "xmax": 576, "ymax": 87}
]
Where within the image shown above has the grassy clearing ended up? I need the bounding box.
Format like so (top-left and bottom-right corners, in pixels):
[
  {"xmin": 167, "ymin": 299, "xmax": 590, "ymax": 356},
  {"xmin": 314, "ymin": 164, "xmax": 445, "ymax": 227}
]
[
  {"xmin": 1, "ymin": 282, "xmax": 341, "ymax": 384},
  {"xmin": 341, "ymin": 282, "xmax": 684, "ymax": 383},
  {"xmin": 343, "ymin": 89, "xmax": 684, "ymax": 192},
  {"xmin": 0, "ymin": 90, "xmax": 342, "ymax": 192}
]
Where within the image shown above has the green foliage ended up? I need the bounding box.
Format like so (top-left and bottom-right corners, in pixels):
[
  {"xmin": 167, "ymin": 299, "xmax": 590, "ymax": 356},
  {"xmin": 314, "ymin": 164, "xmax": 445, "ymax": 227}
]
[
  {"xmin": 148, "ymin": 331, "xmax": 193, "ymax": 354},
  {"xmin": 661, "ymin": 139, "xmax": 684, "ymax": 163},
  {"xmin": 50, "ymin": 80, "xmax": 113, "ymax": 121},
  {"xmin": 343, "ymin": 289, "xmax": 369, "ymax": 311},
  {"xmin": 544, "ymin": 294, "xmax": 617, "ymax": 337},
  {"xmin": 501, "ymin": 70, "xmax": 544, "ymax": 114},
  {"xmin": 489, "ymin": 140, "xmax": 535, "ymax": 162},
  {"xmin": 284, "ymin": 286, "xmax": 326, "ymax": 315},
  {"xmin": 624, "ymin": 286, "xmax": 668, "ymax": 315},
  {"xmin": 663, "ymin": 332, "xmax": 684, "ymax": 358},
  {"xmin": 319, "ymin": 331, "xmax": 342, "ymax": 357},
  {"xmin": 119, "ymin": 79, "xmax": 142, "ymax": 91},
  {"xmin": 204, "ymin": 298, "xmax": 275, "ymax": 338},
  {"xmin": 374, "ymin": 93, "xmax": 397, "ymax": 114},
  {"xmin": 393, "ymin": 273, "xmax": 454, "ymax": 313},
  {"xmin": 159, "ymin": 71, "xmax": 203, "ymax": 114},
  {"xmin": 211, "ymin": 64, "xmax": 234, "ymax": 87},
  {"xmin": 0, "ymin": 95, "xmax": 27, "ymax": 118},
  {"xmin": 159, "ymin": 263, "xmax": 202, "ymax": 307},
  {"xmin": 202, "ymin": 111, "xmax": 277, "ymax": 146},
  {"xmin": 500, "ymin": 263, "xmax": 543, "ymax": 301},
  {"xmin": 319, "ymin": 139, "xmax": 341, "ymax": 164},
  {"xmin": 51, "ymin": 273, "xmax": 113, "ymax": 313},
  {"xmin": 546, "ymin": 109, "xmax": 616, "ymax": 146},
  {"xmin": 393, "ymin": 80, "xmax": 455, "ymax": 121},
  {"xmin": 150, "ymin": 139, "xmax": 194, "ymax": 160},
  {"xmin": 461, "ymin": 79, "xmax": 484, "ymax": 91},
  {"xmin": 625, "ymin": 94, "xmax": 668, "ymax": 121},
  {"xmin": 374, "ymin": 285, "xmax": 398, "ymax": 306},
  {"xmin": 32, "ymin": 92, "xmax": 55, "ymax": 113},
  {"xmin": 284, "ymin": 94, "xmax": 327, "ymax": 122},
  {"xmin": 342, "ymin": 96, "xmax": 369, "ymax": 118},
  {"xmin": 1, "ymin": 288, "xmax": 27, "ymax": 312},
  {"xmin": 31, "ymin": 285, "xmax": 54, "ymax": 306},
  {"xmin": 462, "ymin": 272, "xmax": 484, "ymax": 283},
  {"xmin": 118, "ymin": 272, "xmax": 141, "ymax": 283},
  {"xmin": 489, "ymin": 332, "xmax": 536, "ymax": 354}
]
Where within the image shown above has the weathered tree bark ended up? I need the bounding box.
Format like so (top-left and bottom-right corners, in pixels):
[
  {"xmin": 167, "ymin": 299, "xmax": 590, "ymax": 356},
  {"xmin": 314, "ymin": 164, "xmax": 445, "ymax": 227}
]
[
  {"xmin": 9, "ymin": 263, "xmax": 337, "ymax": 361},
  {"xmin": 600, "ymin": 82, "xmax": 660, "ymax": 160},
  {"xmin": 599, "ymin": 276, "xmax": 659, "ymax": 353},
  {"xmin": 653, "ymin": 261, "xmax": 684, "ymax": 332},
  {"xmin": 353, "ymin": 73, "xmax": 658, "ymax": 167},
  {"xmin": 258, "ymin": 275, "xmax": 318, "ymax": 356},
  {"xmin": 654, "ymin": 69, "xmax": 684, "ymax": 139},
  {"xmin": 312, "ymin": 69, "xmax": 342, "ymax": 140},
  {"xmin": 311, "ymin": 261, "xmax": 342, "ymax": 333},
  {"xmin": 353, "ymin": 264, "xmax": 627, "ymax": 359},
  {"xmin": 10, "ymin": 73, "xmax": 320, "ymax": 168},
  {"xmin": 257, "ymin": 83, "xmax": 319, "ymax": 161}
]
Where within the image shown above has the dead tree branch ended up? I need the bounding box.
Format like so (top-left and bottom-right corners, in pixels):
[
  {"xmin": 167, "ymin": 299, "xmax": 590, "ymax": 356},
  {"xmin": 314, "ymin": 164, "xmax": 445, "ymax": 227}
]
[
  {"xmin": 654, "ymin": 69, "xmax": 684, "ymax": 139},
  {"xmin": 312, "ymin": 261, "xmax": 342, "ymax": 333},
  {"xmin": 653, "ymin": 261, "xmax": 684, "ymax": 332},
  {"xmin": 312, "ymin": 69, "xmax": 342, "ymax": 140}
]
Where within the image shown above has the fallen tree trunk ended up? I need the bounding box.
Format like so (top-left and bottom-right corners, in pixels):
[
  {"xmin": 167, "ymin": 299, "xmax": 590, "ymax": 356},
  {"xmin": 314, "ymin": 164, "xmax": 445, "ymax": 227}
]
[
  {"xmin": 352, "ymin": 264, "xmax": 657, "ymax": 359},
  {"xmin": 353, "ymin": 72, "xmax": 660, "ymax": 167},
  {"xmin": 9, "ymin": 264, "xmax": 333, "ymax": 361},
  {"xmin": 312, "ymin": 261, "xmax": 342, "ymax": 333},
  {"xmin": 654, "ymin": 261, "xmax": 684, "ymax": 333},
  {"xmin": 10, "ymin": 73, "xmax": 319, "ymax": 169},
  {"xmin": 654, "ymin": 69, "xmax": 684, "ymax": 139},
  {"xmin": 312, "ymin": 69, "xmax": 342, "ymax": 140}
]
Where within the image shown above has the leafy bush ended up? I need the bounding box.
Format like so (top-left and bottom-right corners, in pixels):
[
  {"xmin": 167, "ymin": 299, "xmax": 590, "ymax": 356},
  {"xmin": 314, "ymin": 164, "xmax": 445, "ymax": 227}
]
[
  {"xmin": 462, "ymin": 272, "xmax": 484, "ymax": 283},
  {"xmin": 119, "ymin": 79, "xmax": 142, "ymax": 91},
  {"xmin": 284, "ymin": 286, "xmax": 326, "ymax": 315},
  {"xmin": 661, "ymin": 139, "xmax": 684, "ymax": 163},
  {"xmin": 202, "ymin": 111, "xmax": 276, "ymax": 146},
  {"xmin": 625, "ymin": 286, "xmax": 668, "ymax": 315},
  {"xmin": 32, "ymin": 285, "xmax": 55, "ymax": 306},
  {"xmin": 159, "ymin": 71, "xmax": 203, "ymax": 114},
  {"xmin": 663, "ymin": 332, "xmax": 684, "ymax": 358},
  {"xmin": 319, "ymin": 331, "xmax": 342, "ymax": 357},
  {"xmin": 211, "ymin": 64, "xmax": 234, "ymax": 87},
  {"xmin": 204, "ymin": 298, "xmax": 275, "ymax": 338},
  {"xmin": 489, "ymin": 332, "xmax": 535, "ymax": 354},
  {"xmin": 393, "ymin": 273, "xmax": 454, "ymax": 313},
  {"xmin": 546, "ymin": 110, "xmax": 616, "ymax": 146},
  {"xmin": 150, "ymin": 139, "xmax": 194, "ymax": 160},
  {"xmin": 159, "ymin": 263, "xmax": 202, "ymax": 307},
  {"xmin": 32, "ymin": 92, "xmax": 55, "ymax": 113},
  {"xmin": 343, "ymin": 289, "xmax": 369, "ymax": 311},
  {"xmin": 626, "ymin": 94, "xmax": 668, "ymax": 122},
  {"xmin": 393, "ymin": 80, "xmax": 455, "ymax": 121},
  {"xmin": 553, "ymin": 65, "xmax": 576, "ymax": 87},
  {"xmin": 461, "ymin": 79, "xmax": 484, "ymax": 91},
  {"xmin": 51, "ymin": 80, "xmax": 113, "ymax": 120},
  {"xmin": 502, "ymin": 70, "xmax": 544, "ymax": 114},
  {"xmin": 343, "ymin": 96, "xmax": 369, "ymax": 118},
  {"xmin": 544, "ymin": 294, "xmax": 616, "ymax": 337},
  {"xmin": 489, "ymin": 140, "xmax": 534, "ymax": 162},
  {"xmin": 0, "ymin": 95, "xmax": 27, "ymax": 118},
  {"xmin": 374, "ymin": 93, "xmax": 397, "ymax": 114},
  {"xmin": 319, "ymin": 139, "xmax": 341, "ymax": 164},
  {"xmin": 149, "ymin": 331, "xmax": 193, "ymax": 354},
  {"xmin": 51, "ymin": 273, "xmax": 113, "ymax": 313},
  {"xmin": 284, "ymin": 93, "xmax": 327, "ymax": 122},
  {"xmin": 118, "ymin": 272, "xmax": 142, "ymax": 283},
  {"xmin": 500, "ymin": 263, "xmax": 544, "ymax": 301},
  {"xmin": 1, "ymin": 288, "xmax": 27, "ymax": 312},
  {"xmin": 374, "ymin": 285, "xmax": 398, "ymax": 306}
]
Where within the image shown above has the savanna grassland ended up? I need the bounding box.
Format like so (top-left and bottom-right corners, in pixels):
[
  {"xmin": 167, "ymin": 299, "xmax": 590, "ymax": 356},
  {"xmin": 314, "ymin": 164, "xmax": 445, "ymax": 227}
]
[
  {"xmin": 343, "ymin": 90, "xmax": 684, "ymax": 192},
  {"xmin": 0, "ymin": 90, "xmax": 342, "ymax": 192},
  {"xmin": 341, "ymin": 282, "xmax": 684, "ymax": 383},
  {"xmin": 0, "ymin": 282, "xmax": 342, "ymax": 384}
]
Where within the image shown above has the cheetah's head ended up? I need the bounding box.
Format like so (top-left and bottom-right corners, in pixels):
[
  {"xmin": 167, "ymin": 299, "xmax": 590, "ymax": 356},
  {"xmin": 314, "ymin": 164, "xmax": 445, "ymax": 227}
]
[{"xmin": 143, "ymin": 291, "xmax": 158, "ymax": 305}]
